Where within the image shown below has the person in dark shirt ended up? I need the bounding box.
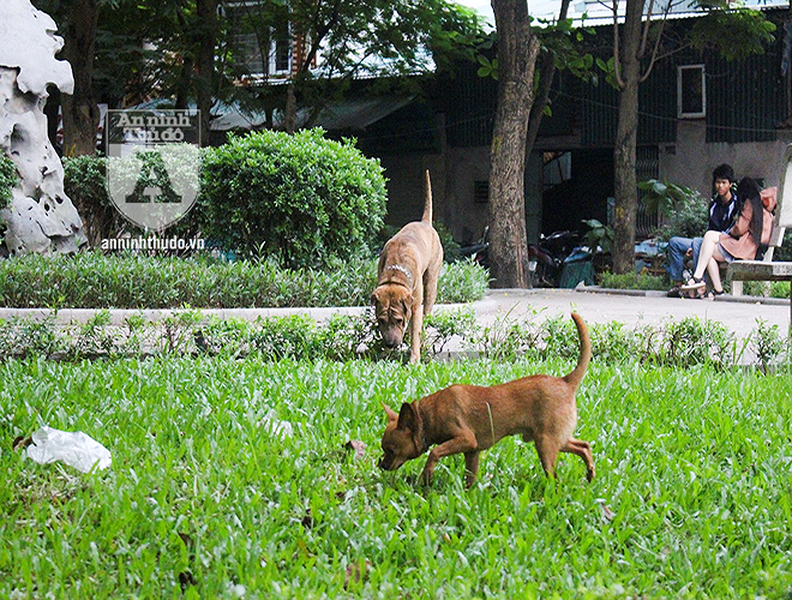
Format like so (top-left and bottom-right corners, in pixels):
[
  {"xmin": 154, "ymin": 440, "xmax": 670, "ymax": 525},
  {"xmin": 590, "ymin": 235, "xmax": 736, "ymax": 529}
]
[{"xmin": 666, "ymin": 163, "xmax": 740, "ymax": 297}]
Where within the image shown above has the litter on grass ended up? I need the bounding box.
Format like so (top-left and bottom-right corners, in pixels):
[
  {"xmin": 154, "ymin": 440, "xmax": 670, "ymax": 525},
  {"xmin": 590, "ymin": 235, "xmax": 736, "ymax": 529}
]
[
  {"xmin": 258, "ymin": 410, "xmax": 293, "ymax": 439},
  {"xmin": 25, "ymin": 426, "xmax": 112, "ymax": 473}
]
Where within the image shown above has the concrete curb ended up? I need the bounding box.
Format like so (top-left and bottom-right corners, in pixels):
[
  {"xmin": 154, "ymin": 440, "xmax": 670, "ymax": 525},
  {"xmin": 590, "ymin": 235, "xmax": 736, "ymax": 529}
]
[{"xmin": 576, "ymin": 286, "xmax": 790, "ymax": 306}]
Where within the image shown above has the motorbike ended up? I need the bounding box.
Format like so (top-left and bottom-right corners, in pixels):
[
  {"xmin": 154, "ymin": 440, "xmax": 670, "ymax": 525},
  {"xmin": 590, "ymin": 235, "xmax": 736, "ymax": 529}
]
[
  {"xmin": 460, "ymin": 227, "xmax": 585, "ymax": 288},
  {"xmin": 527, "ymin": 230, "xmax": 581, "ymax": 288},
  {"xmin": 458, "ymin": 226, "xmax": 490, "ymax": 269}
]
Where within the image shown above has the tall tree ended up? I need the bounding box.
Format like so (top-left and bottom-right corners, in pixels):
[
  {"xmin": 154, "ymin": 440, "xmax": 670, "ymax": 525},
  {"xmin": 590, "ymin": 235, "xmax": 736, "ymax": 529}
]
[
  {"xmin": 487, "ymin": 0, "xmax": 541, "ymax": 288},
  {"xmin": 606, "ymin": 0, "xmax": 774, "ymax": 273}
]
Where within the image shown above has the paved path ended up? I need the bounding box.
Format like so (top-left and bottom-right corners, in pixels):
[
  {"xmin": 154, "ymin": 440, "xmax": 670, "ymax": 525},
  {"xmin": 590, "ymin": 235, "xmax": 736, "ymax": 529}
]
[{"xmin": 466, "ymin": 288, "xmax": 790, "ymax": 343}]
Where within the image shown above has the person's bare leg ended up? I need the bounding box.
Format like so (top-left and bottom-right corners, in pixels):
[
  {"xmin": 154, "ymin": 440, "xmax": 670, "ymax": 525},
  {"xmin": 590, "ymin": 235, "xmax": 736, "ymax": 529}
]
[
  {"xmin": 705, "ymin": 257, "xmax": 724, "ymax": 293},
  {"xmin": 693, "ymin": 231, "xmax": 725, "ymax": 280}
]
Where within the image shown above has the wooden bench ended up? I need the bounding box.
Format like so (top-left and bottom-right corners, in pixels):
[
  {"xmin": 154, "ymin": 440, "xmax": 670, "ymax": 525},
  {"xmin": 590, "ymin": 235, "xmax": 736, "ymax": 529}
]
[{"xmin": 729, "ymin": 144, "xmax": 792, "ymax": 327}]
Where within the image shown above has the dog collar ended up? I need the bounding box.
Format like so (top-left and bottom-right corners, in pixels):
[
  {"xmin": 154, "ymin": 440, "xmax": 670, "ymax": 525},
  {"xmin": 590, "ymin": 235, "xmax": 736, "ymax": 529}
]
[{"xmin": 383, "ymin": 264, "xmax": 414, "ymax": 287}]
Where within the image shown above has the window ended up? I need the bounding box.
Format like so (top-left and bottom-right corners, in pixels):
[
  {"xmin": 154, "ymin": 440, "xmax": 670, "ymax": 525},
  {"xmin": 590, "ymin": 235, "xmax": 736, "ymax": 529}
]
[
  {"xmin": 224, "ymin": 2, "xmax": 292, "ymax": 79},
  {"xmin": 269, "ymin": 32, "xmax": 292, "ymax": 76},
  {"xmin": 474, "ymin": 180, "xmax": 489, "ymax": 203},
  {"xmin": 542, "ymin": 152, "xmax": 571, "ymax": 189},
  {"xmin": 678, "ymin": 64, "xmax": 706, "ymax": 118}
]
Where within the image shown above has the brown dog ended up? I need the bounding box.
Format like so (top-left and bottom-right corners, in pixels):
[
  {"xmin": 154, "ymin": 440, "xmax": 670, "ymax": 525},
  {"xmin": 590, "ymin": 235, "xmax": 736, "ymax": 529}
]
[
  {"xmin": 379, "ymin": 313, "xmax": 594, "ymax": 487},
  {"xmin": 371, "ymin": 170, "xmax": 443, "ymax": 364}
]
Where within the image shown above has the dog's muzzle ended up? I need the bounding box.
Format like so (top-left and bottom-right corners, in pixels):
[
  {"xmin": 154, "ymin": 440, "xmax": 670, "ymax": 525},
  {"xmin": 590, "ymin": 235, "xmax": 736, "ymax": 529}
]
[{"xmin": 382, "ymin": 330, "xmax": 404, "ymax": 348}]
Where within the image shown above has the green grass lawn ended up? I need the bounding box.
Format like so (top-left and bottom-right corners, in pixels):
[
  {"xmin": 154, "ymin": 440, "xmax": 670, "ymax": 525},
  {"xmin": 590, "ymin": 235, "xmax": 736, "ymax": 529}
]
[{"xmin": 1, "ymin": 357, "xmax": 791, "ymax": 599}]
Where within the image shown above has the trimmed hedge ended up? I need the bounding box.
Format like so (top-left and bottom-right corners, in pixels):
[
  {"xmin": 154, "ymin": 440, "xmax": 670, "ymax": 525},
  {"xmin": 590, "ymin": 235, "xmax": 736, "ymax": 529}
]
[
  {"xmin": 0, "ymin": 252, "xmax": 488, "ymax": 309},
  {"xmin": 200, "ymin": 129, "xmax": 387, "ymax": 267}
]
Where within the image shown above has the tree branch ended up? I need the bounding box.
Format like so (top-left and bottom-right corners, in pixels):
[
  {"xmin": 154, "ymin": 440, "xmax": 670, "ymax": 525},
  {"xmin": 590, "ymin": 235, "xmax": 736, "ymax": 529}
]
[
  {"xmin": 639, "ymin": 0, "xmax": 673, "ymax": 83},
  {"xmin": 612, "ymin": 0, "xmax": 624, "ymax": 89}
]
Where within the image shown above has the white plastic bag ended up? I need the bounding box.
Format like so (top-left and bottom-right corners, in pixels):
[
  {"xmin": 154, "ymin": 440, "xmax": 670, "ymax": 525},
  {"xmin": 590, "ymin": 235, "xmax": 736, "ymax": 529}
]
[
  {"xmin": 258, "ymin": 409, "xmax": 293, "ymax": 439},
  {"xmin": 26, "ymin": 426, "xmax": 112, "ymax": 473}
]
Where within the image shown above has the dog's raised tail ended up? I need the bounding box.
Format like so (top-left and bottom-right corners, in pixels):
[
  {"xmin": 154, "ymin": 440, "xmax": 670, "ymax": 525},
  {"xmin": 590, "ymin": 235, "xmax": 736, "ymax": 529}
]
[
  {"xmin": 422, "ymin": 169, "xmax": 433, "ymax": 223},
  {"xmin": 563, "ymin": 312, "xmax": 592, "ymax": 390}
]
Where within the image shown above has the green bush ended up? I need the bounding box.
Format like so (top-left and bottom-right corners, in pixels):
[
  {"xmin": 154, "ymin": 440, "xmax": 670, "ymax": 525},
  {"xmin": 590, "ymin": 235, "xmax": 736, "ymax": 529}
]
[
  {"xmin": 597, "ymin": 270, "xmax": 668, "ymax": 290},
  {"xmin": 200, "ymin": 129, "xmax": 387, "ymax": 268},
  {"xmin": 651, "ymin": 185, "xmax": 709, "ymax": 243},
  {"xmin": 0, "ymin": 154, "xmax": 17, "ymax": 208},
  {"xmin": 773, "ymin": 229, "xmax": 792, "ymax": 261},
  {"xmin": 63, "ymin": 153, "xmax": 204, "ymax": 245},
  {"xmin": 0, "ymin": 154, "xmax": 17, "ymax": 249},
  {"xmin": 63, "ymin": 154, "xmax": 118, "ymax": 245},
  {"xmin": 743, "ymin": 279, "xmax": 791, "ymax": 299}
]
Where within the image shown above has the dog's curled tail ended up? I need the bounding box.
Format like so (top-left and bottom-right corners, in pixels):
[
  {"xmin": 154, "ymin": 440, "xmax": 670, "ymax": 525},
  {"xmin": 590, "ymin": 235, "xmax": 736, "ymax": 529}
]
[
  {"xmin": 563, "ymin": 312, "xmax": 592, "ymax": 391},
  {"xmin": 422, "ymin": 169, "xmax": 433, "ymax": 223}
]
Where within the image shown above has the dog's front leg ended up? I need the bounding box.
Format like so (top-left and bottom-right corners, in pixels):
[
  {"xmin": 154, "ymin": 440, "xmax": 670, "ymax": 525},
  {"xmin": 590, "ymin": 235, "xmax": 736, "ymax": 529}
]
[
  {"xmin": 464, "ymin": 450, "xmax": 480, "ymax": 488},
  {"xmin": 420, "ymin": 432, "xmax": 478, "ymax": 485},
  {"xmin": 408, "ymin": 300, "xmax": 423, "ymax": 364}
]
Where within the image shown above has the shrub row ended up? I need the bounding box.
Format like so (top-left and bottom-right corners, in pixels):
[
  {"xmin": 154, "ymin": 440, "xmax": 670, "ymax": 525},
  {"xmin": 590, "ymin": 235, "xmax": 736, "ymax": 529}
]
[
  {"xmin": 0, "ymin": 306, "xmax": 787, "ymax": 371},
  {"xmin": 0, "ymin": 252, "xmax": 488, "ymax": 309}
]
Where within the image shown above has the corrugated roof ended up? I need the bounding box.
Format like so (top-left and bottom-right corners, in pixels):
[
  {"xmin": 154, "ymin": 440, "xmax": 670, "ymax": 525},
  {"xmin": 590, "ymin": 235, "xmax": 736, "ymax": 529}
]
[{"xmin": 132, "ymin": 96, "xmax": 415, "ymax": 132}]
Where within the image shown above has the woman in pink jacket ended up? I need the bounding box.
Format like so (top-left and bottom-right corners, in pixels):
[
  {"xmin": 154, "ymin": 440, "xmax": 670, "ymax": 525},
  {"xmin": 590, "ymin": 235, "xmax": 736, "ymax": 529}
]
[{"xmin": 681, "ymin": 177, "xmax": 777, "ymax": 298}]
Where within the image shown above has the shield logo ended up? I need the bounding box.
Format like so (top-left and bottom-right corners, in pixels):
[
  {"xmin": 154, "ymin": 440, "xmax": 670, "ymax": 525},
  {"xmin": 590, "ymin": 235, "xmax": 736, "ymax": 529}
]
[{"xmin": 106, "ymin": 110, "xmax": 201, "ymax": 232}]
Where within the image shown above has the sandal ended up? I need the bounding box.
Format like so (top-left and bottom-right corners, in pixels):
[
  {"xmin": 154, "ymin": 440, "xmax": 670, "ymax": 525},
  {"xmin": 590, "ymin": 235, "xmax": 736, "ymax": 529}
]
[
  {"xmin": 680, "ymin": 276, "xmax": 706, "ymax": 291},
  {"xmin": 704, "ymin": 289, "xmax": 725, "ymax": 299}
]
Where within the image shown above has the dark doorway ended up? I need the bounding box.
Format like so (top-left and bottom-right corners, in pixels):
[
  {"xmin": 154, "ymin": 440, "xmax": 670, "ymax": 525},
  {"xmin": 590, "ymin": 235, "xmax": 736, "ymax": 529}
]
[{"xmin": 541, "ymin": 149, "xmax": 614, "ymax": 235}]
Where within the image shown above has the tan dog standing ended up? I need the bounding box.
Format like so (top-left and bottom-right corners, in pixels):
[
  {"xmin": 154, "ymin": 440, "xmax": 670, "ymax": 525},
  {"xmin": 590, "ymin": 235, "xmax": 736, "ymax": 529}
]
[
  {"xmin": 379, "ymin": 313, "xmax": 595, "ymax": 487},
  {"xmin": 372, "ymin": 170, "xmax": 443, "ymax": 364}
]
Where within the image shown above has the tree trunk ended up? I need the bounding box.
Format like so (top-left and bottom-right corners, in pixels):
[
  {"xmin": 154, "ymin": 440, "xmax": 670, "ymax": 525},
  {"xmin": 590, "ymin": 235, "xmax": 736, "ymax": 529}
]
[
  {"xmin": 284, "ymin": 80, "xmax": 297, "ymax": 134},
  {"xmin": 488, "ymin": 0, "xmax": 541, "ymax": 288},
  {"xmin": 195, "ymin": 0, "xmax": 217, "ymax": 147},
  {"xmin": 61, "ymin": 0, "xmax": 99, "ymax": 157},
  {"xmin": 612, "ymin": 76, "xmax": 639, "ymax": 274},
  {"xmin": 611, "ymin": 0, "xmax": 644, "ymax": 274}
]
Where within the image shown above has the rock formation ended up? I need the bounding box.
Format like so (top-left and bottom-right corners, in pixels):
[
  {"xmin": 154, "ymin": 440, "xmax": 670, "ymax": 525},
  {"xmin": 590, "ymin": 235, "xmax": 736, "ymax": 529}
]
[{"xmin": 0, "ymin": 0, "xmax": 86, "ymax": 255}]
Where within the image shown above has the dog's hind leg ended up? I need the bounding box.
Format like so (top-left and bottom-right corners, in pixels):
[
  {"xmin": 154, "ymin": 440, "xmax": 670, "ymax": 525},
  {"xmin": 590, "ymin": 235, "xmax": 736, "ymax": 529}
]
[
  {"xmin": 533, "ymin": 435, "xmax": 562, "ymax": 480},
  {"xmin": 561, "ymin": 438, "xmax": 595, "ymax": 482}
]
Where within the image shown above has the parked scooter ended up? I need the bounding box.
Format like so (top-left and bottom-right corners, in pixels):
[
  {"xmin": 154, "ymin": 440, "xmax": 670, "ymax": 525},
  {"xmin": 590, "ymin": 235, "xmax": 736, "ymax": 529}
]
[
  {"xmin": 528, "ymin": 230, "xmax": 581, "ymax": 288},
  {"xmin": 459, "ymin": 226, "xmax": 489, "ymax": 269},
  {"xmin": 460, "ymin": 227, "xmax": 586, "ymax": 288}
]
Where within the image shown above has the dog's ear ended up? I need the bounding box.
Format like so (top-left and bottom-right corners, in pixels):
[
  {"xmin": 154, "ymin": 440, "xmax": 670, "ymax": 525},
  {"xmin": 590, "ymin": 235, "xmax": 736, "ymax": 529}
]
[
  {"xmin": 397, "ymin": 402, "xmax": 416, "ymax": 429},
  {"xmin": 397, "ymin": 402, "xmax": 421, "ymax": 433},
  {"xmin": 400, "ymin": 297, "xmax": 413, "ymax": 319},
  {"xmin": 370, "ymin": 289, "xmax": 380, "ymax": 306},
  {"xmin": 383, "ymin": 403, "xmax": 398, "ymax": 422}
]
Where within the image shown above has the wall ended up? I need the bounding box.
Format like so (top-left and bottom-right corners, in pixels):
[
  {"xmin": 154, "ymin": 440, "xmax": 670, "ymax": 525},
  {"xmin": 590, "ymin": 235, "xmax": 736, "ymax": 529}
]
[{"xmin": 660, "ymin": 120, "xmax": 792, "ymax": 194}]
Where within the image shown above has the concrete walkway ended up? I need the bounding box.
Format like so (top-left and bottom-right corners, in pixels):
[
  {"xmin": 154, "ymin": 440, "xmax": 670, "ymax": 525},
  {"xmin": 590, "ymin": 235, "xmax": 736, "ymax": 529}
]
[{"xmin": 468, "ymin": 287, "xmax": 790, "ymax": 344}]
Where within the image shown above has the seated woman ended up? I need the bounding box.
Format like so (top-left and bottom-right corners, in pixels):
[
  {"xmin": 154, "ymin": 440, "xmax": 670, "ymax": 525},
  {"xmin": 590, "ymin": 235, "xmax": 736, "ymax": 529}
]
[{"xmin": 681, "ymin": 177, "xmax": 777, "ymax": 298}]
